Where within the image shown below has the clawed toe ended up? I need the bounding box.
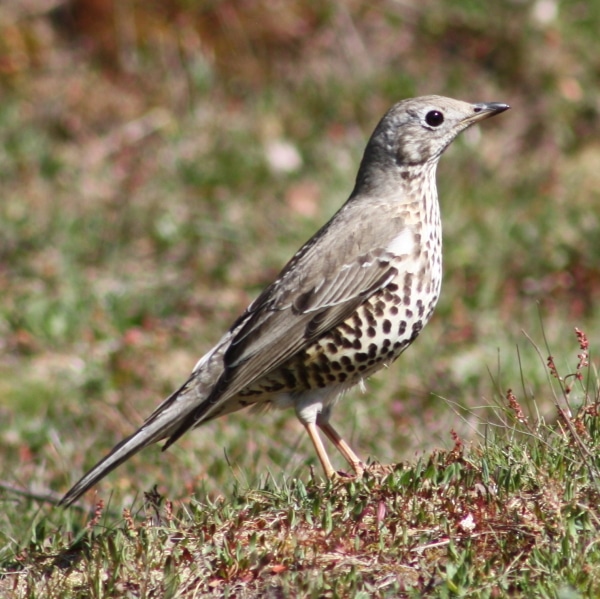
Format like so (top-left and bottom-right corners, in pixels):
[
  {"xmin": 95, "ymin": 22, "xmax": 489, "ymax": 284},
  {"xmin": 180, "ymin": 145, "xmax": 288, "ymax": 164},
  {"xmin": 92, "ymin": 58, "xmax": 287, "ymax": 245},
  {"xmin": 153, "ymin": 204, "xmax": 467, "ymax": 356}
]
[{"xmin": 364, "ymin": 462, "xmax": 395, "ymax": 477}]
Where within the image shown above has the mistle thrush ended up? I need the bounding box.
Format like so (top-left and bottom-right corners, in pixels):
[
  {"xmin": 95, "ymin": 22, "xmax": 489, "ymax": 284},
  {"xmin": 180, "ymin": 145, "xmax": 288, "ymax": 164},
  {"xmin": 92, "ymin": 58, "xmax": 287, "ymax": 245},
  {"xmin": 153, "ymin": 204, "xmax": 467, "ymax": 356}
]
[{"xmin": 60, "ymin": 95, "xmax": 509, "ymax": 506}]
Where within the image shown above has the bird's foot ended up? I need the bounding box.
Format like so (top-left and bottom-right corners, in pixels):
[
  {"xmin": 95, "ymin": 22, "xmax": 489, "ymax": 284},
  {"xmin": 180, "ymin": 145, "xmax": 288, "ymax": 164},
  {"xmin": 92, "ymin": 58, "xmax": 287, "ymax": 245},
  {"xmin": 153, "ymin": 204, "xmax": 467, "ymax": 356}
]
[{"xmin": 363, "ymin": 462, "xmax": 396, "ymax": 477}]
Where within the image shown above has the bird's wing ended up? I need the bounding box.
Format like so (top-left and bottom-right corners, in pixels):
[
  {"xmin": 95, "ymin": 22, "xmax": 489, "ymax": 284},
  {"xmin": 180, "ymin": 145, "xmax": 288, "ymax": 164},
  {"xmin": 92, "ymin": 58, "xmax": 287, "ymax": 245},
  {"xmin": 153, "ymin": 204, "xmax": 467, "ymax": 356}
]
[
  {"xmin": 226, "ymin": 247, "xmax": 397, "ymax": 365},
  {"xmin": 163, "ymin": 205, "xmax": 409, "ymax": 447},
  {"xmin": 60, "ymin": 218, "xmax": 402, "ymax": 505}
]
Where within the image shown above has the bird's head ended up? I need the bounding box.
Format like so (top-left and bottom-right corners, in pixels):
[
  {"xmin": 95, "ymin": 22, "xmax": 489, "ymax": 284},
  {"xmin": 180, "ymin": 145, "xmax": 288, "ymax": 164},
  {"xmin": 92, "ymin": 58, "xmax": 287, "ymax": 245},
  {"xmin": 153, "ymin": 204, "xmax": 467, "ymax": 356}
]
[
  {"xmin": 352, "ymin": 95, "xmax": 509, "ymax": 197},
  {"xmin": 378, "ymin": 95, "xmax": 510, "ymax": 166}
]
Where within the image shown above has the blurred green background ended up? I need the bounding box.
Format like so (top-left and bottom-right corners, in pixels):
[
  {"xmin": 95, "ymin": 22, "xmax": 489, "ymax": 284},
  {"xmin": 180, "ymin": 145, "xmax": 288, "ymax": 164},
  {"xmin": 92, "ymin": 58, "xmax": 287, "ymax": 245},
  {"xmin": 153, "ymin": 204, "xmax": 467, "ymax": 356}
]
[{"xmin": 0, "ymin": 0, "xmax": 599, "ymax": 507}]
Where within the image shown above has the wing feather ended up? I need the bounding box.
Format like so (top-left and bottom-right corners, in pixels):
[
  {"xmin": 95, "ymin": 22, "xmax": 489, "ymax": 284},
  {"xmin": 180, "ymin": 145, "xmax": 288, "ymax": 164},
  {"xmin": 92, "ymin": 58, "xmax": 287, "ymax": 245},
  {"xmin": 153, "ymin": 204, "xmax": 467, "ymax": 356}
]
[{"xmin": 162, "ymin": 206, "xmax": 410, "ymax": 447}]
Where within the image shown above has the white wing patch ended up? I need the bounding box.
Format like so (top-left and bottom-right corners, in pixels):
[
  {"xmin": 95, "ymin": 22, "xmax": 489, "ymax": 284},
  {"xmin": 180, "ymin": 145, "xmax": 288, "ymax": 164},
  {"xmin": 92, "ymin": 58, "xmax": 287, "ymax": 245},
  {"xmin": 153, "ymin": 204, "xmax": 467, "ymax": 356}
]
[{"xmin": 386, "ymin": 228, "xmax": 416, "ymax": 256}]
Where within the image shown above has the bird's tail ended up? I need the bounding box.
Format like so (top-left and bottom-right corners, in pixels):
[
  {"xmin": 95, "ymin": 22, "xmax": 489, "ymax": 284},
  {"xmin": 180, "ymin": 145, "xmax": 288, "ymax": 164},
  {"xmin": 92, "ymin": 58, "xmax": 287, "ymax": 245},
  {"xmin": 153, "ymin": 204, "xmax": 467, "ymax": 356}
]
[
  {"xmin": 59, "ymin": 381, "xmax": 194, "ymax": 507},
  {"xmin": 59, "ymin": 332, "xmax": 234, "ymax": 507}
]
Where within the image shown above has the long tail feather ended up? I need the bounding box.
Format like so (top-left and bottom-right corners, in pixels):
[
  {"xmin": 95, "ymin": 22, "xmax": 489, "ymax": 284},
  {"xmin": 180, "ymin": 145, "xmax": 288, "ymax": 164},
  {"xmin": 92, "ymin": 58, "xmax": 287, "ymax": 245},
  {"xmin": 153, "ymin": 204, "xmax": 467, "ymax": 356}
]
[
  {"xmin": 59, "ymin": 331, "xmax": 234, "ymax": 507},
  {"xmin": 59, "ymin": 390, "xmax": 188, "ymax": 506}
]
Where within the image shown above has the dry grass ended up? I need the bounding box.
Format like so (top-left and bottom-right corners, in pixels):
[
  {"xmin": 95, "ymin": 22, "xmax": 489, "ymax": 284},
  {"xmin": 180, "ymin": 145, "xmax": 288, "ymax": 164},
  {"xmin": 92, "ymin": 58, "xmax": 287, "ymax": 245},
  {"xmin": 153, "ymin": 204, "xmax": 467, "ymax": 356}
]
[
  {"xmin": 4, "ymin": 340, "xmax": 600, "ymax": 596},
  {"xmin": 1, "ymin": 1, "xmax": 600, "ymax": 596}
]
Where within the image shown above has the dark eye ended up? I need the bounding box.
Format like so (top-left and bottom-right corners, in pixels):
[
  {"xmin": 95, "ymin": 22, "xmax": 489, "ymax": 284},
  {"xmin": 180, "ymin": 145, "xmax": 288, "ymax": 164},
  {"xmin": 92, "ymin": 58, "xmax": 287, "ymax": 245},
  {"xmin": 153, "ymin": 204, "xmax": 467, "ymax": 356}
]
[{"xmin": 425, "ymin": 110, "xmax": 444, "ymax": 127}]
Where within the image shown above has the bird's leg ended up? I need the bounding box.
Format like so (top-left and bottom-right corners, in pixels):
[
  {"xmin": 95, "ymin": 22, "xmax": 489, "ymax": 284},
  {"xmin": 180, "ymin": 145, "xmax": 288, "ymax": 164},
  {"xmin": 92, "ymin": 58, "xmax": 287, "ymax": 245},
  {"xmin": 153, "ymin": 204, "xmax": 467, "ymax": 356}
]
[
  {"xmin": 303, "ymin": 422, "xmax": 337, "ymax": 479},
  {"xmin": 317, "ymin": 420, "xmax": 365, "ymax": 477}
]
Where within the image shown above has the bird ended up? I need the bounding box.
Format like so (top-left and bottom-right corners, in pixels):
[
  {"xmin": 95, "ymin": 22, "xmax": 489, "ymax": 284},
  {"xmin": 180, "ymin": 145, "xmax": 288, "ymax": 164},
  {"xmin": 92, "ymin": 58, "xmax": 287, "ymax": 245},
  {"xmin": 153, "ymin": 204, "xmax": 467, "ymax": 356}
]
[{"xmin": 59, "ymin": 95, "xmax": 509, "ymax": 506}]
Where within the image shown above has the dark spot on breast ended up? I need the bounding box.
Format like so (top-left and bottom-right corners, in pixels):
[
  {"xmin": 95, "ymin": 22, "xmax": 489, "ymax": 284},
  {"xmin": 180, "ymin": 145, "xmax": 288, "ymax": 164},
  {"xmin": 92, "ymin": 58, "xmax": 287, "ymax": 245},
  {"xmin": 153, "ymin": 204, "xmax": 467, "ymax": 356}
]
[
  {"xmin": 318, "ymin": 360, "xmax": 331, "ymax": 374},
  {"xmin": 340, "ymin": 323, "xmax": 354, "ymax": 335},
  {"xmin": 363, "ymin": 305, "xmax": 377, "ymax": 326},
  {"xmin": 327, "ymin": 342, "xmax": 338, "ymax": 354},
  {"xmin": 389, "ymin": 306, "xmax": 399, "ymax": 316},
  {"xmin": 367, "ymin": 326, "xmax": 376, "ymax": 338},
  {"xmin": 368, "ymin": 343, "xmax": 378, "ymax": 359},
  {"xmin": 355, "ymin": 352, "xmax": 368, "ymax": 362},
  {"xmin": 410, "ymin": 321, "xmax": 423, "ymax": 341},
  {"xmin": 382, "ymin": 319, "xmax": 392, "ymax": 334},
  {"xmin": 282, "ymin": 368, "xmax": 297, "ymax": 388},
  {"xmin": 398, "ymin": 321, "xmax": 407, "ymax": 335},
  {"xmin": 298, "ymin": 365, "xmax": 310, "ymax": 388},
  {"xmin": 312, "ymin": 372, "xmax": 326, "ymax": 387},
  {"xmin": 330, "ymin": 330, "xmax": 344, "ymax": 347},
  {"xmin": 331, "ymin": 361, "xmax": 342, "ymax": 371}
]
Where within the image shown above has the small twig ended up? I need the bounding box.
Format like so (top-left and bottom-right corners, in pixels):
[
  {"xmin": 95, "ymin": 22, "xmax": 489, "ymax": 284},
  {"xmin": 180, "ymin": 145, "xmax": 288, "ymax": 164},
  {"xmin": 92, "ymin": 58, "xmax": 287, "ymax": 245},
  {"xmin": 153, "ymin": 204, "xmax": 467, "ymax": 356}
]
[
  {"xmin": 0, "ymin": 480, "xmax": 86, "ymax": 511},
  {"xmin": 524, "ymin": 326, "xmax": 599, "ymax": 484}
]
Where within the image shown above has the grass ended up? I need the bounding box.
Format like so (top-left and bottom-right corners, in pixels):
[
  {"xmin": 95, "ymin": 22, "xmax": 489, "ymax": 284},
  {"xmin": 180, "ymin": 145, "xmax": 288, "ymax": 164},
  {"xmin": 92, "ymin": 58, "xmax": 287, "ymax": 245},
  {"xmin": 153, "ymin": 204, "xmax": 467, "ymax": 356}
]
[
  {"xmin": 1, "ymin": 0, "xmax": 600, "ymax": 596},
  {"xmin": 4, "ymin": 336, "xmax": 600, "ymax": 597}
]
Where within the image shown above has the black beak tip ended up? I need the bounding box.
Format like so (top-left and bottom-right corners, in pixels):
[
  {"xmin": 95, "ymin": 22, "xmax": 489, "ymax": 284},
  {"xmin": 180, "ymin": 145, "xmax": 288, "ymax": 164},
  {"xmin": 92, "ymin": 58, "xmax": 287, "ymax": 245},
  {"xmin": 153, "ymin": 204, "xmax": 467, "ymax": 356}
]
[{"xmin": 474, "ymin": 102, "xmax": 511, "ymax": 115}]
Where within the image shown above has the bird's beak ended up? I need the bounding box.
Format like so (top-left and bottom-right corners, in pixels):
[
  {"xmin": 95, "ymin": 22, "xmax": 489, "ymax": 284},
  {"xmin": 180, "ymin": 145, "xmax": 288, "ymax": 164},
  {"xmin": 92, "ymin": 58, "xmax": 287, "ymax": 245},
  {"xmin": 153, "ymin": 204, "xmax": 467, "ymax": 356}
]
[{"xmin": 463, "ymin": 102, "xmax": 510, "ymax": 124}]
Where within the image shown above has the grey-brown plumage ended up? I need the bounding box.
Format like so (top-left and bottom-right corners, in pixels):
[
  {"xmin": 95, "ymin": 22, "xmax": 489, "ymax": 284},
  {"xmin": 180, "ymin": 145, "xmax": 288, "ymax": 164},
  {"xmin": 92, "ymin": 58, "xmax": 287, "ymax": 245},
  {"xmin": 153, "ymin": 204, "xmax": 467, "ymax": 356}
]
[{"xmin": 60, "ymin": 95, "xmax": 509, "ymax": 506}]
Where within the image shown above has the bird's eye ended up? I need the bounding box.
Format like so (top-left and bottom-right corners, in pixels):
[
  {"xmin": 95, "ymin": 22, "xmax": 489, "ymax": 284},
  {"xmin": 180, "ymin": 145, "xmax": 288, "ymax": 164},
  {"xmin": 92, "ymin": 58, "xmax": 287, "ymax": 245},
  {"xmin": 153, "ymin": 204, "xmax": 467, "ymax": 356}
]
[{"xmin": 425, "ymin": 110, "xmax": 444, "ymax": 127}]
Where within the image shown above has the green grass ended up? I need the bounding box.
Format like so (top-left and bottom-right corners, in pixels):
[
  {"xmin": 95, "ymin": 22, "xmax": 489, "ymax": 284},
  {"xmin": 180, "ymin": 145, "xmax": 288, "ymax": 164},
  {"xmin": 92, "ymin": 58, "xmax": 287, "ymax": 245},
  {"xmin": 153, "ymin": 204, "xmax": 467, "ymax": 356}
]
[
  {"xmin": 2, "ymin": 0, "xmax": 600, "ymax": 596},
  {"xmin": 3, "ymin": 366, "xmax": 600, "ymax": 597}
]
